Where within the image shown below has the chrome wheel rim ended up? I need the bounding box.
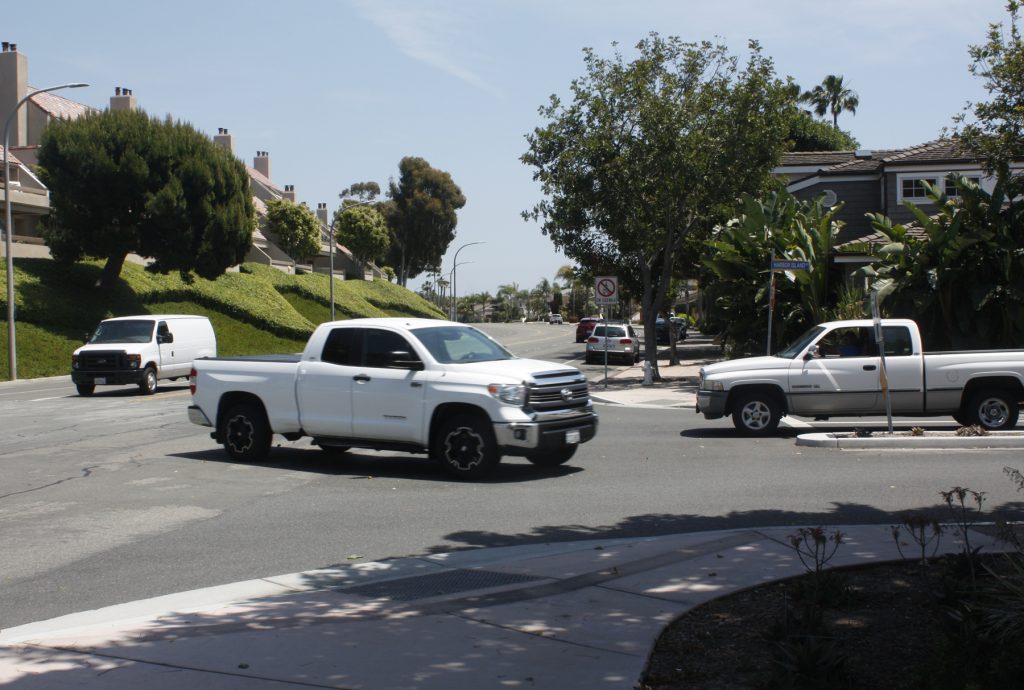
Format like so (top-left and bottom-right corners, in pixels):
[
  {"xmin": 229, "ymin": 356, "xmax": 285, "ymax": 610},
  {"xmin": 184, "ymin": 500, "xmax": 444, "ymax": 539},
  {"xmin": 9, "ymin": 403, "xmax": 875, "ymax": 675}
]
[
  {"xmin": 444, "ymin": 426, "xmax": 484, "ymax": 471},
  {"xmin": 741, "ymin": 401, "xmax": 771, "ymax": 431},
  {"xmin": 978, "ymin": 397, "xmax": 1010, "ymax": 428},
  {"xmin": 226, "ymin": 414, "xmax": 255, "ymax": 454}
]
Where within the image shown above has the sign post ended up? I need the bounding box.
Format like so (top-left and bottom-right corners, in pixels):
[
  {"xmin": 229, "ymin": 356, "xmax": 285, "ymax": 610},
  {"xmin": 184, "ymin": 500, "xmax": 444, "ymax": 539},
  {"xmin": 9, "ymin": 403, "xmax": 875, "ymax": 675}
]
[
  {"xmin": 768, "ymin": 258, "xmax": 810, "ymax": 355},
  {"xmin": 594, "ymin": 277, "xmax": 619, "ymax": 388},
  {"xmin": 871, "ymin": 291, "xmax": 894, "ymax": 434}
]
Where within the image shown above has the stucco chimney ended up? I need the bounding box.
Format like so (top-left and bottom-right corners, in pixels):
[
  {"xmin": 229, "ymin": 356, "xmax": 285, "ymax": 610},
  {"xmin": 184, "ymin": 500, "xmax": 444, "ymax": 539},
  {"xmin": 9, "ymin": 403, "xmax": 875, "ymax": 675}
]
[
  {"xmin": 213, "ymin": 127, "xmax": 234, "ymax": 153},
  {"xmin": 0, "ymin": 42, "xmax": 29, "ymax": 147},
  {"xmin": 254, "ymin": 150, "xmax": 270, "ymax": 179},
  {"xmin": 109, "ymin": 86, "xmax": 137, "ymax": 111},
  {"xmin": 316, "ymin": 202, "xmax": 329, "ymax": 227},
  {"xmin": 283, "ymin": 184, "xmax": 296, "ymax": 202}
]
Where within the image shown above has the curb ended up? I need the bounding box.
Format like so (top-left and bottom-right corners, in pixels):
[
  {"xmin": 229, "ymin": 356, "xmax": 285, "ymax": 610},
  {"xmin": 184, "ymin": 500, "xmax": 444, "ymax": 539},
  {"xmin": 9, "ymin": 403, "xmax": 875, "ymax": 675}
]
[{"xmin": 796, "ymin": 431, "xmax": 1024, "ymax": 449}]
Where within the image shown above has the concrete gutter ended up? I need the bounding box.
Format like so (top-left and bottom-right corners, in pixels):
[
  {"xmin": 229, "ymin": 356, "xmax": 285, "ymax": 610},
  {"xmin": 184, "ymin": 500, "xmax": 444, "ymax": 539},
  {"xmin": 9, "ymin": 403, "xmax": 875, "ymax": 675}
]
[{"xmin": 797, "ymin": 431, "xmax": 1024, "ymax": 449}]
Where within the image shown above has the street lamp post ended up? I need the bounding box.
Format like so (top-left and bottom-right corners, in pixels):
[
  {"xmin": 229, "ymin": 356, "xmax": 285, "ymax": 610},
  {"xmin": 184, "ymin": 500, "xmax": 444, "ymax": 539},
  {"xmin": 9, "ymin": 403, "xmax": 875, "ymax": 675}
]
[
  {"xmin": 449, "ymin": 241, "xmax": 484, "ymax": 322},
  {"xmin": 4, "ymin": 82, "xmax": 88, "ymax": 381},
  {"xmin": 447, "ymin": 261, "xmax": 473, "ymax": 322},
  {"xmin": 330, "ymin": 198, "xmax": 378, "ymax": 322}
]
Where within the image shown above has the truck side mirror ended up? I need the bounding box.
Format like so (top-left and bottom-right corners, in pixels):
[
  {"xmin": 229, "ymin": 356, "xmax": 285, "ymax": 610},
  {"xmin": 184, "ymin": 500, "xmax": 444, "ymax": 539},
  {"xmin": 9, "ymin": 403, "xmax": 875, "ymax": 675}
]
[
  {"xmin": 158, "ymin": 333, "xmax": 174, "ymax": 344},
  {"xmin": 804, "ymin": 345, "xmax": 820, "ymax": 360}
]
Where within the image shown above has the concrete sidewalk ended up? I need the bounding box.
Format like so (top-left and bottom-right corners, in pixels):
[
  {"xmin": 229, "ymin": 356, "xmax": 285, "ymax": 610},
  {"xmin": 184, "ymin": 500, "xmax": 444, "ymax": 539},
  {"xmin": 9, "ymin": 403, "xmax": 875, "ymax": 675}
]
[{"xmin": 1, "ymin": 526, "xmax": 1007, "ymax": 689}]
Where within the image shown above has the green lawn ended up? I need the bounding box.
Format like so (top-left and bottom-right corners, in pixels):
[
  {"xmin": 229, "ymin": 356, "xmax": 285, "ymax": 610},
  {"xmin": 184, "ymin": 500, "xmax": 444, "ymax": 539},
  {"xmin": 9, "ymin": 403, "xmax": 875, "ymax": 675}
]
[{"xmin": 0, "ymin": 258, "xmax": 444, "ymax": 381}]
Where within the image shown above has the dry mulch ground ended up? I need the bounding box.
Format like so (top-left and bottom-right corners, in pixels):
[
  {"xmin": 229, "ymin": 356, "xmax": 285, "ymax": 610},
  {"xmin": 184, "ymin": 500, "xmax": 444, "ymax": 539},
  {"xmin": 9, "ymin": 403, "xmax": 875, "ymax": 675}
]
[{"xmin": 640, "ymin": 559, "xmax": 956, "ymax": 689}]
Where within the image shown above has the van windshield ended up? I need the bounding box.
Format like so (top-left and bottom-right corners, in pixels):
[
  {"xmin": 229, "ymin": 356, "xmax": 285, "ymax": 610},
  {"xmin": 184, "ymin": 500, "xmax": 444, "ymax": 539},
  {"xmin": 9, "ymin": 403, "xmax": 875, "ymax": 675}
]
[{"xmin": 89, "ymin": 320, "xmax": 155, "ymax": 344}]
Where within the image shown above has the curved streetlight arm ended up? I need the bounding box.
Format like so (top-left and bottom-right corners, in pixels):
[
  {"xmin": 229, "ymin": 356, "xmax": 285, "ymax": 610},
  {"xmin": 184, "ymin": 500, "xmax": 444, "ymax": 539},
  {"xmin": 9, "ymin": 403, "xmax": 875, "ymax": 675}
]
[
  {"xmin": 5, "ymin": 82, "xmax": 88, "ymax": 381},
  {"xmin": 449, "ymin": 241, "xmax": 484, "ymax": 321}
]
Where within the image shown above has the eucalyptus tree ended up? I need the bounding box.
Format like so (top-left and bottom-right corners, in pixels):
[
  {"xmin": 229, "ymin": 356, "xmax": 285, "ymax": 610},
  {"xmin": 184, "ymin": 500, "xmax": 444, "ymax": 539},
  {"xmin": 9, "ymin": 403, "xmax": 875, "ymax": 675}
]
[
  {"xmin": 523, "ymin": 33, "xmax": 794, "ymax": 377},
  {"xmin": 38, "ymin": 109, "xmax": 254, "ymax": 288},
  {"xmin": 801, "ymin": 75, "xmax": 859, "ymax": 129}
]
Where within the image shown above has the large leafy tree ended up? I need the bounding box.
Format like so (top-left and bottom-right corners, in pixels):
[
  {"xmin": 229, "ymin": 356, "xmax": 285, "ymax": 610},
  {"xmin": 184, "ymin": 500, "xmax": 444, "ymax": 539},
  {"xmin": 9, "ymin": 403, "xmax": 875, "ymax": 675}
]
[
  {"xmin": 522, "ymin": 34, "xmax": 794, "ymax": 376},
  {"xmin": 862, "ymin": 175, "xmax": 1024, "ymax": 349},
  {"xmin": 801, "ymin": 74, "xmax": 859, "ymax": 129},
  {"xmin": 335, "ymin": 203, "xmax": 390, "ymax": 266},
  {"xmin": 383, "ymin": 157, "xmax": 466, "ymax": 286},
  {"xmin": 263, "ymin": 198, "xmax": 321, "ymax": 261},
  {"xmin": 38, "ymin": 109, "xmax": 254, "ymax": 288},
  {"xmin": 957, "ymin": 0, "xmax": 1024, "ymax": 172}
]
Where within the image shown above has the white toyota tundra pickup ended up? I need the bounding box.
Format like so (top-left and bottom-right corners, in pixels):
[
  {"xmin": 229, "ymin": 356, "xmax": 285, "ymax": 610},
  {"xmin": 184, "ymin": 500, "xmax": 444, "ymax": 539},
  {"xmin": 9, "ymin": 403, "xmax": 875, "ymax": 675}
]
[
  {"xmin": 697, "ymin": 318, "xmax": 1024, "ymax": 435},
  {"xmin": 188, "ymin": 318, "xmax": 598, "ymax": 478}
]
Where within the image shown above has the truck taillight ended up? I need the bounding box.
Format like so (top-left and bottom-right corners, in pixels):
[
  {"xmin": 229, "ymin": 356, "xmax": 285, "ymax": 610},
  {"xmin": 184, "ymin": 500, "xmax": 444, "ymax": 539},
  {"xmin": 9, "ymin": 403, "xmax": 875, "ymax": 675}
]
[
  {"xmin": 587, "ymin": 336, "xmax": 599, "ymax": 343},
  {"xmin": 189, "ymin": 367, "xmax": 197, "ymax": 395}
]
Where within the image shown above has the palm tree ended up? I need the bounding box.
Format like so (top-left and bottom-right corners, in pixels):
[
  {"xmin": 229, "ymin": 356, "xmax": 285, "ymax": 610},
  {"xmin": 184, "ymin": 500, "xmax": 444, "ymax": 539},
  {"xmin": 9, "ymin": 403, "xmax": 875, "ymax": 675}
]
[
  {"xmin": 801, "ymin": 75, "xmax": 859, "ymax": 129},
  {"xmin": 556, "ymin": 264, "xmax": 575, "ymax": 317}
]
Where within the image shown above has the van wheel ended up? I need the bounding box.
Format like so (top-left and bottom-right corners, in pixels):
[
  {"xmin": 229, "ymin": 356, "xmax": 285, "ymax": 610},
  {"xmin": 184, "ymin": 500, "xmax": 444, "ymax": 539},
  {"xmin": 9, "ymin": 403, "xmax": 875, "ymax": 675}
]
[
  {"xmin": 76, "ymin": 383, "xmax": 95, "ymax": 396},
  {"xmin": 222, "ymin": 402, "xmax": 271, "ymax": 462},
  {"xmin": 433, "ymin": 413, "xmax": 499, "ymax": 479},
  {"xmin": 966, "ymin": 389, "xmax": 1019, "ymax": 430},
  {"xmin": 732, "ymin": 391, "xmax": 782, "ymax": 436},
  {"xmin": 139, "ymin": 367, "xmax": 158, "ymax": 395},
  {"xmin": 526, "ymin": 445, "xmax": 577, "ymax": 467}
]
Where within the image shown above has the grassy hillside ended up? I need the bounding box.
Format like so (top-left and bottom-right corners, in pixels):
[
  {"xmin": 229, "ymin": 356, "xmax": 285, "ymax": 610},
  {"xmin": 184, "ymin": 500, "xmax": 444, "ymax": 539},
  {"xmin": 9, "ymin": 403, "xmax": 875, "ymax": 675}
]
[{"xmin": 0, "ymin": 258, "xmax": 445, "ymax": 381}]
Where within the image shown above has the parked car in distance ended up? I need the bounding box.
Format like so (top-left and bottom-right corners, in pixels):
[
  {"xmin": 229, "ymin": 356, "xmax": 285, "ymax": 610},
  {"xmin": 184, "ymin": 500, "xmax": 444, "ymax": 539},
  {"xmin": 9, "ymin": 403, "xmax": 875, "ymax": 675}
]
[
  {"xmin": 585, "ymin": 323, "xmax": 640, "ymax": 364},
  {"xmin": 575, "ymin": 317, "xmax": 600, "ymax": 343},
  {"xmin": 549, "ymin": 313, "xmax": 563, "ymax": 324},
  {"xmin": 72, "ymin": 315, "xmax": 217, "ymax": 396},
  {"xmin": 655, "ymin": 316, "xmax": 688, "ymax": 344}
]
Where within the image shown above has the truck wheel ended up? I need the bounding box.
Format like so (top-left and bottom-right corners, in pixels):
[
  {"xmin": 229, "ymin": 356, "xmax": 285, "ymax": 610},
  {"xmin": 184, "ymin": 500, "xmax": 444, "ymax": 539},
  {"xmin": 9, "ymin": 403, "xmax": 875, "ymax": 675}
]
[
  {"xmin": 526, "ymin": 445, "xmax": 577, "ymax": 467},
  {"xmin": 732, "ymin": 391, "xmax": 781, "ymax": 436},
  {"xmin": 222, "ymin": 402, "xmax": 271, "ymax": 462},
  {"xmin": 76, "ymin": 383, "xmax": 95, "ymax": 396},
  {"xmin": 139, "ymin": 367, "xmax": 158, "ymax": 395},
  {"xmin": 966, "ymin": 389, "xmax": 1019, "ymax": 430},
  {"xmin": 434, "ymin": 413, "xmax": 499, "ymax": 479}
]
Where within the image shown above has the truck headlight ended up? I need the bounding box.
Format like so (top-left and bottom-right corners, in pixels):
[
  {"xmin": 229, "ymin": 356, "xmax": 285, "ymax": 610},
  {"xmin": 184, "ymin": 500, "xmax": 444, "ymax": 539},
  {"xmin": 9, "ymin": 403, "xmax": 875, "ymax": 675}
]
[
  {"xmin": 127, "ymin": 354, "xmax": 141, "ymax": 369},
  {"xmin": 699, "ymin": 377, "xmax": 724, "ymax": 392},
  {"xmin": 488, "ymin": 383, "xmax": 526, "ymax": 406},
  {"xmin": 72, "ymin": 355, "xmax": 79, "ymax": 370}
]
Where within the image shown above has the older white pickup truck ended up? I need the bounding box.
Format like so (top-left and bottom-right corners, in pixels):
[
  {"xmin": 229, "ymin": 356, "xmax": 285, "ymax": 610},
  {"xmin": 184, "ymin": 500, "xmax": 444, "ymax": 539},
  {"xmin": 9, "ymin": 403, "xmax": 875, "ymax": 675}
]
[
  {"xmin": 188, "ymin": 318, "xmax": 598, "ymax": 478},
  {"xmin": 696, "ymin": 319, "xmax": 1024, "ymax": 435}
]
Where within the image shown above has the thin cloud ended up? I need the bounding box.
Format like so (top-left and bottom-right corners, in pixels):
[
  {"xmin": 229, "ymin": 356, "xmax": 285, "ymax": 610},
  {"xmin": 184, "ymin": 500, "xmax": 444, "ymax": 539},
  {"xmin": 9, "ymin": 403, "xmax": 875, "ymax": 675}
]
[{"xmin": 351, "ymin": 0, "xmax": 502, "ymax": 98}]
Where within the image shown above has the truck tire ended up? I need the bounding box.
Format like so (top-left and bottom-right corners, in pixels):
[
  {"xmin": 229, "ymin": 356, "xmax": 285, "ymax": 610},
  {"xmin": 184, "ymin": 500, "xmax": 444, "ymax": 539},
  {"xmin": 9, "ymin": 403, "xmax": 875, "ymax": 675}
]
[
  {"xmin": 222, "ymin": 402, "xmax": 272, "ymax": 462},
  {"xmin": 731, "ymin": 390, "xmax": 782, "ymax": 436},
  {"xmin": 526, "ymin": 445, "xmax": 577, "ymax": 467},
  {"xmin": 139, "ymin": 366, "xmax": 158, "ymax": 395},
  {"xmin": 76, "ymin": 383, "xmax": 95, "ymax": 396},
  {"xmin": 434, "ymin": 413, "xmax": 499, "ymax": 479},
  {"xmin": 965, "ymin": 389, "xmax": 1019, "ymax": 430}
]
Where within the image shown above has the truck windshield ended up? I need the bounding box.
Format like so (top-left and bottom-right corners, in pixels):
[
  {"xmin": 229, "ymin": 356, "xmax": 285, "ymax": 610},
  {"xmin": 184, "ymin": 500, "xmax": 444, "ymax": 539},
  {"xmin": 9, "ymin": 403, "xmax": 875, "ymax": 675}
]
[
  {"xmin": 776, "ymin": 326, "xmax": 825, "ymax": 359},
  {"xmin": 88, "ymin": 320, "xmax": 155, "ymax": 344},
  {"xmin": 411, "ymin": 326, "xmax": 514, "ymax": 364}
]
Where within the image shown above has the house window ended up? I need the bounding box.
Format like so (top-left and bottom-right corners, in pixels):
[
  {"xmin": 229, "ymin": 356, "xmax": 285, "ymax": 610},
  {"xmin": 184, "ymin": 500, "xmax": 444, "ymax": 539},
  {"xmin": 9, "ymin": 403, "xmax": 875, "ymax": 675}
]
[
  {"xmin": 944, "ymin": 176, "xmax": 981, "ymax": 197},
  {"xmin": 901, "ymin": 177, "xmax": 939, "ymax": 200}
]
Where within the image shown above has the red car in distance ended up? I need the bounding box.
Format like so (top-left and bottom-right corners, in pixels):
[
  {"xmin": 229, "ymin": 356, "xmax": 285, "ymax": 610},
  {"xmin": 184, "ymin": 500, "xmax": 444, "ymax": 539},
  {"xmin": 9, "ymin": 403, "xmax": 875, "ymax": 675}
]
[{"xmin": 575, "ymin": 317, "xmax": 600, "ymax": 343}]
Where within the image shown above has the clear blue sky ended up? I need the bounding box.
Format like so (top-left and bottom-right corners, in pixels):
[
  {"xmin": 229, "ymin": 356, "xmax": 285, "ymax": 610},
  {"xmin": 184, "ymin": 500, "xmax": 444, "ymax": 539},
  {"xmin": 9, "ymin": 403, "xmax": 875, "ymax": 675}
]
[{"xmin": 8, "ymin": 0, "xmax": 1008, "ymax": 297}]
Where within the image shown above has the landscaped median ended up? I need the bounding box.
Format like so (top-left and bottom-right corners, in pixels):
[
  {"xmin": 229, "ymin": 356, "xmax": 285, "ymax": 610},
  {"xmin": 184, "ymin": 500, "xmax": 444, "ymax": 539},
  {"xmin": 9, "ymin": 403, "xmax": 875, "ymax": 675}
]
[{"xmin": 796, "ymin": 429, "xmax": 1024, "ymax": 449}]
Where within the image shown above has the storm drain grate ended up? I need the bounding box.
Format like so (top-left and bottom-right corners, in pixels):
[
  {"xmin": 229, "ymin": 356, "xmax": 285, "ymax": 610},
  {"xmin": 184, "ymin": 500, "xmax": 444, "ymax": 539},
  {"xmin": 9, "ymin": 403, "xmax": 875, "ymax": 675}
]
[{"xmin": 338, "ymin": 569, "xmax": 544, "ymax": 602}]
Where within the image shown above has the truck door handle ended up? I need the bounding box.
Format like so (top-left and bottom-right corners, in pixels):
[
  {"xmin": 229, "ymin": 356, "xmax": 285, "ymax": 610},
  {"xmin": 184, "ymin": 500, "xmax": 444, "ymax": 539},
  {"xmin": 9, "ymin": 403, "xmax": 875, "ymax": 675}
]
[
  {"xmin": 354, "ymin": 374, "xmax": 371, "ymax": 383},
  {"xmin": 411, "ymin": 381, "xmax": 422, "ymax": 388},
  {"xmin": 863, "ymin": 365, "xmax": 876, "ymax": 371}
]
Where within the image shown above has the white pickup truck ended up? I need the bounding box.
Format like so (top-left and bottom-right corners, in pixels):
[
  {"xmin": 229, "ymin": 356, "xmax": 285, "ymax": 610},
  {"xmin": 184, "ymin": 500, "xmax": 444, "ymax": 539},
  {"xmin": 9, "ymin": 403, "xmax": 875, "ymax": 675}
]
[
  {"xmin": 188, "ymin": 318, "xmax": 598, "ymax": 478},
  {"xmin": 696, "ymin": 319, "xmax": 1024, "ymax": 435}
]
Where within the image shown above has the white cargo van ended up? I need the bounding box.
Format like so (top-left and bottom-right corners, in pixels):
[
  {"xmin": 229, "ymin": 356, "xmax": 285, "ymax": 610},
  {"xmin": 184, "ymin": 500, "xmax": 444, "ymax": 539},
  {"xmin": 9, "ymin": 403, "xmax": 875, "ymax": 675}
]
[{"xmin": 72, "ymin": 315, "xmax": 216, "ymax": 396}]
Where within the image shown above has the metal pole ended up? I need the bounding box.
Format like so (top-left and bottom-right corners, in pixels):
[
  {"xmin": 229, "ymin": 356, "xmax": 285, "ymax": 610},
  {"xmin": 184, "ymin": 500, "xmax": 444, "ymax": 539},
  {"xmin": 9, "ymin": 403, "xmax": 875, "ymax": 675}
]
[
  {"xmin": 450, "ymin": 241, "xmax": 484, "ymax": 322},
  {"xmin": 4, "ymin": 82, "xmax": 87, "ymax": 381},
  {"xmin": 328, "ymin": 215, "xmax": 335, "ymax": 321},
  {"xmin": 766, "ymin": 251, "xmax": 775, "ymax": 356}
]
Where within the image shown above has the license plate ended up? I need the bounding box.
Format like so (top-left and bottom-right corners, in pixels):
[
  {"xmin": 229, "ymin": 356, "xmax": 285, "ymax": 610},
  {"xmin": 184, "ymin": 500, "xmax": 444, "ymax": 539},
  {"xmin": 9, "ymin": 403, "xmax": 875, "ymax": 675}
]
[
  {"xmin": 566, "ymin": 429, "xmax": 581, "ymax": 444},
  {"xmin": 94, "ymin": 377, "xmax": 106, "ymax": 385}
]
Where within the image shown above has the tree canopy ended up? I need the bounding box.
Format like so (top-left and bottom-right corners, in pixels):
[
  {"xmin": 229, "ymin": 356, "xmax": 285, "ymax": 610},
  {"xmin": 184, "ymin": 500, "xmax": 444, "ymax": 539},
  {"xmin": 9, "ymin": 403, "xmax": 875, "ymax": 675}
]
[
  {"xmin": 263, "ymin": 198, "xmax": 322, "ymax": 261},
  {"xmin": 522, "ymin": 33, "xmax": 794, "ymax": 375},
  {"xmin": 335, "ymin": 203, "xmax": 390, "ymax": 266},
  {"xmin": 38, "ymin": 109, "xmax": 254, "ymax": 288},
  {"xmin": 957, "ymin": 0, "xmax": 1024, "ymax": 172},
  {"xmin": 383, "ymin": 157, "xmax": 466, "ymax": 286}
]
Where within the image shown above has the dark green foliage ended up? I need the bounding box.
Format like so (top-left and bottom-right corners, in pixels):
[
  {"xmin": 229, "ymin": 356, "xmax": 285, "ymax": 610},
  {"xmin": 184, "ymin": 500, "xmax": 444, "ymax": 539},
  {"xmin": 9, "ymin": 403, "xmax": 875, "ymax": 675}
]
[
  {"xmin": 37, "ymin": 110, "xmax": 254, "ymax": 288},
  {"xmin": 263, "ymin": 198, "xmax": 322, "ymax": 261},
  {"xmin": 335, "ymin": 203, "xmax": 390, "ymax": 265},
  {"xmin": 383, "ymin": 157, "xmax": 466, "ymax": 286},
  {"xmin": 862, "ymin": 174, "xmax": 1024, "ymax": 349},
  {"xmin": 787, "ymin": 110, "xmax": 858, "ymax": 151}
]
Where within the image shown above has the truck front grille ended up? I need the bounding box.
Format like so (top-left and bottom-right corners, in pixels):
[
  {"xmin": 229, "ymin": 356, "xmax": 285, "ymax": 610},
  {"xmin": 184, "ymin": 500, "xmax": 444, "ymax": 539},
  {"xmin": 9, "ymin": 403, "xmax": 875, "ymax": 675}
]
[{"xmin": 527, "ymin": 371, "xmax": 591, "ymax": 413}]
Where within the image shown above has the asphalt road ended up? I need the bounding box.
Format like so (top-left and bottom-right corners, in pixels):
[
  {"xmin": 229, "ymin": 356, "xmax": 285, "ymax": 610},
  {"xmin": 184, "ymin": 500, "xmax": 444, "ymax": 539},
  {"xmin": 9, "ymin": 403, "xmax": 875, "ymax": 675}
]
[{"xmin": 1, "ymin": 323, "xmax": 1022, "ymax": 628}]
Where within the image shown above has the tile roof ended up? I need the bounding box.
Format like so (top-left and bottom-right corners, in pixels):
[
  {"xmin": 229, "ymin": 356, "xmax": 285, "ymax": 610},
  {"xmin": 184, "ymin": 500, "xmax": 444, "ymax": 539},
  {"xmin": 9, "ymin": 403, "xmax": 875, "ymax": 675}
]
[
  {"xmin": 779, "ymin": 151, "xmax": 857, "ymax": 167},
  {"xmin": 781, "ymin": 139, "xmax": 984, "ymax": 180},
  {"xmin": 0, "ymin": 145, "xmax": 23, "ymax": 165},
  {"xmin": 29, "ymin": 88, "xmax": 95, "ymax": 120},
  {"xmin": 247, "ymin": 165, "xmax": 284, "ymax": 193}
]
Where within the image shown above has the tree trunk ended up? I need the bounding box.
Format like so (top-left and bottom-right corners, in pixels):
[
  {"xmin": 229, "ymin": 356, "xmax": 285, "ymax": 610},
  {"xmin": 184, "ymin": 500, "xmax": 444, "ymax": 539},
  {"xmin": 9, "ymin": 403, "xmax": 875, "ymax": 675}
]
[{"xmin": 99, "ymin": 252, "xmax": 128, "ymax": 289}]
